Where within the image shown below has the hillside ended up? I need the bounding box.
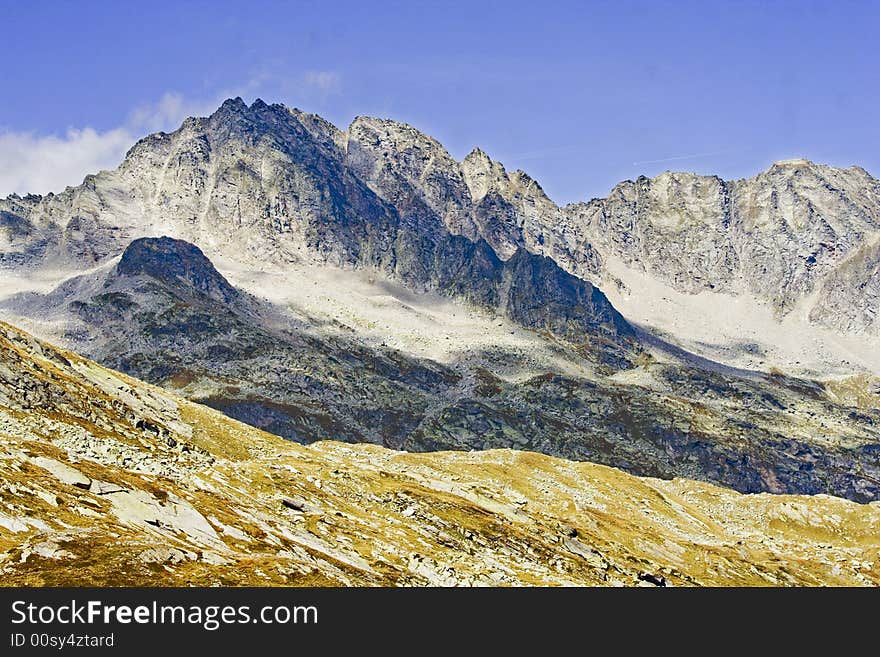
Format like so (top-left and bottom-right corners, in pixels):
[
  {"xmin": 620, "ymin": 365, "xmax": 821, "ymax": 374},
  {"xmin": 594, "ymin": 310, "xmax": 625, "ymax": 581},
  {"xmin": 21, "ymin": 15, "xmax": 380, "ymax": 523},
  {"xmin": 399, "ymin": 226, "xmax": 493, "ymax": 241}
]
[
  {"xmin": 4, "ymin": 237, "xmax": 879, "ymax": 502},
  {"xmin": 1, "ymin": 320, "xmax": 878, "ymax": 586}
]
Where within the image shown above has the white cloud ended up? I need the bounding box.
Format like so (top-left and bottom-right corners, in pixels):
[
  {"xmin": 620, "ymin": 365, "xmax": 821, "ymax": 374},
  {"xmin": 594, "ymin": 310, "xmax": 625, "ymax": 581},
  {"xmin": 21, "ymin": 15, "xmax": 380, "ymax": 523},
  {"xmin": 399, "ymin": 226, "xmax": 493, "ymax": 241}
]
[
  {"xmin": 0, "ymin": 91, "xmax": 226, "ymax": 198},
  {"xmin": 303, "ymin": 70, "xmax": 341, "ymax": 94},
  {"xmin": 0, "ymin": 127, "xmax": 134, "ymax": 198}
]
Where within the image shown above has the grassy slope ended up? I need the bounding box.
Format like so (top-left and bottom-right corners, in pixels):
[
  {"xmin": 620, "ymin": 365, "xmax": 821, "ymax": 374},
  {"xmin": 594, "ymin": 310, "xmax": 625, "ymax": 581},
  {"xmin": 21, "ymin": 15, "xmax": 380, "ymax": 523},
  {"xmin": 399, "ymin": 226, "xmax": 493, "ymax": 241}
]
[{"xmin": 1, "ymin": 321, "xmax": 878, "ymax": 586}]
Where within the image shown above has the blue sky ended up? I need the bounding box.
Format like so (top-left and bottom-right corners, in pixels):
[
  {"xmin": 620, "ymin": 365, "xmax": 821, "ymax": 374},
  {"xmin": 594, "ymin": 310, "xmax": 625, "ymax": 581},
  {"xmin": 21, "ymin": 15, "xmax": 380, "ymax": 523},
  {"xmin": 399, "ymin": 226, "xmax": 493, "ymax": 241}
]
[{"xmin": 1, "ymin": 0, "xmax": 877, "ymax": 203}]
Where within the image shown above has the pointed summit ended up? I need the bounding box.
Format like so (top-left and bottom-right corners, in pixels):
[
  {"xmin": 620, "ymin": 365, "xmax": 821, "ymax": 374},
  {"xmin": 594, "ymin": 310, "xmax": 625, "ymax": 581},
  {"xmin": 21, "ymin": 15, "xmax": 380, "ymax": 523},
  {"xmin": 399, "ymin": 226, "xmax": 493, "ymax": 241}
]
[
  {"xmin": 205, "ymin": 96, "xmax": 255, "ymax": 132},
  {"xmin": 217, "ymin": 96, "xmax": 247, "ymax": 112},
  {"xmin": 461, "ymin": 147, "xmax": 509, "ymax": 202},
  {"xmin": 464, "ymin": 146, "xmax": 491, "ymax": 162}
]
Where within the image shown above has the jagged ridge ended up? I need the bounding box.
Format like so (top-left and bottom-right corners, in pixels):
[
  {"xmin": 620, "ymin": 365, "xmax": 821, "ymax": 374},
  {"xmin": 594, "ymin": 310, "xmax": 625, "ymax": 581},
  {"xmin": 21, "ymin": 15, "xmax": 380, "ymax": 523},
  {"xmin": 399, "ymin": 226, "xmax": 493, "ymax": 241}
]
[{"xmin": 0, "ymin": 99, "xmax": 637, "ymax": 361}]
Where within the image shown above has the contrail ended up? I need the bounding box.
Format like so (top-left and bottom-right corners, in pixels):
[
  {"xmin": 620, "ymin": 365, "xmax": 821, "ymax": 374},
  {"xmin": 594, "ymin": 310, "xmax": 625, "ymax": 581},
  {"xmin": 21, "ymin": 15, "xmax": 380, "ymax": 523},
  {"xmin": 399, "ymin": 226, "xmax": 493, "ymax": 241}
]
[{"xmin": 633, "ymin": 148, "xmax": 742, "ymax": 166}]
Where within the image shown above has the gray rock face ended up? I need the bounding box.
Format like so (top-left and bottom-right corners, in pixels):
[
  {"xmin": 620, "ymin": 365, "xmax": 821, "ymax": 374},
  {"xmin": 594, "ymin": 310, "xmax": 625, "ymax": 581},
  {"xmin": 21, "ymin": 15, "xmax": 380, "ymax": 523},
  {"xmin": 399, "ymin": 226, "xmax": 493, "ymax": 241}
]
[
  {"xmin": 344, "ymin": 116, "xmax": 480, "ymax": 240},
  {"xmin": 0, "ymin": 98, "xmax": 635, "ymax": 358},
  {"xmin": 499, "ymin": 248, "xmax": 631, "ymax": 355},
  {"xmin": 461, "ymin": 148, "xmax": 602, "ymax": 277},
  {"xmin": 6, "ymin": 102, "xmax": 876, "ymax": 340},
  {"xmin": 568, "ymin": 172, "xmax": 737, "ymax": 291},
  {"xmin": 565, "ymin": 160, "xmax": 880, "ymax": 330},
  {"xmin": 0, "ymin": 98, "xmax": 401, "ymax": 271},
  {"xmin": 342, "ymin": 122, "xmax": 601, "ymax": 278},
  {"xmin": 117, "ymin": 237, "xmax": 239, "ymax": 304},
  {"xmin": 809, "ymin": 235, "xmax": 880, "ymax": 333}
]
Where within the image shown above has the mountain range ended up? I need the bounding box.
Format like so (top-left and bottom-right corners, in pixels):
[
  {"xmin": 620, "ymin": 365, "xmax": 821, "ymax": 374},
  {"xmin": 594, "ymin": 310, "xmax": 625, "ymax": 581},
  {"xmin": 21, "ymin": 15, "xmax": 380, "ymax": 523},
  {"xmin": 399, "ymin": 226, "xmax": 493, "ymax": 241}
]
[{"xmin": 1, "ymin": 98, "xmax": 879, "ymax": 507}]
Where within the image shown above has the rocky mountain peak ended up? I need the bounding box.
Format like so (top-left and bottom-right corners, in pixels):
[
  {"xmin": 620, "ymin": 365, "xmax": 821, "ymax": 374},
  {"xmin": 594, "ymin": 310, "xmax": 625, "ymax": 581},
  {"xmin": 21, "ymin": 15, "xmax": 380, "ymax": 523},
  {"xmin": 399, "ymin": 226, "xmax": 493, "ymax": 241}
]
[
  {"xmin": 200, "ymin": 96, "xmax": 259, "ymax": 132},
  {"xmin": 461, "ymin": 147, "xmax": 508, "ymax": 203},
  {"xmin": 344, "ymin": 115, "xmax": 480, "ymax": 238},
  {"xmin": 347, "ymin": 115, "xmax": 436, "ymax": 142},
  {"xmin": 115, "ymin": 236, "xmax": 238, "ymax": 303},
  {"xmin": 288, "ymin": 107, "xmax": 345, "ymax": 147},
  {"xmin": 206, "ymin": 96, "xmax": 278, "ymax": 135},
  {"xmin": 567, "ymin": 156, "xmax": 880, "ymax": 330},
  {"xmin": 225, "ymin": 96, "xmax": 247, "ymax": 108},
  {"xmin": 464, "ymin": 146, "xmax": 489, "ymax": 160},
  {"xmin": 215, "ymin": 96, "xmax": 249, "ymax": 114},
  {"xmin": 509, "ymin": 169, "xmax": 549, "ymax": 198}
]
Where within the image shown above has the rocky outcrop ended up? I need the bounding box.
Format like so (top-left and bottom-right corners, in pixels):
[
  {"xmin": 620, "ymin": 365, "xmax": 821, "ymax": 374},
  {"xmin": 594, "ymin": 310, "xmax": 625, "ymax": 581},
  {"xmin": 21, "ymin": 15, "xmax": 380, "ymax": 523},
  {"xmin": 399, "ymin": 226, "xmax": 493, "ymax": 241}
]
[
  {"xmin": 344, "ymin": 115, "xmax": 480, "ymax": 240},
  {"xmin": 116, "ymin": 237, "xmax": 239, "ymax": 304},
  {"xmin": 809, "ymin": 235, "xmax": 880, "ymax": 333},
  {"xmin": 499, "ymin": 248, "xmax": 631, "ymax": 353},
  {"xmin": 565, "ymin": 160, "xmax": 880, "ymax": 332},
  {"xmin": 461, "ymin": 148, "xmax": 602, "ymax": 277}
]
